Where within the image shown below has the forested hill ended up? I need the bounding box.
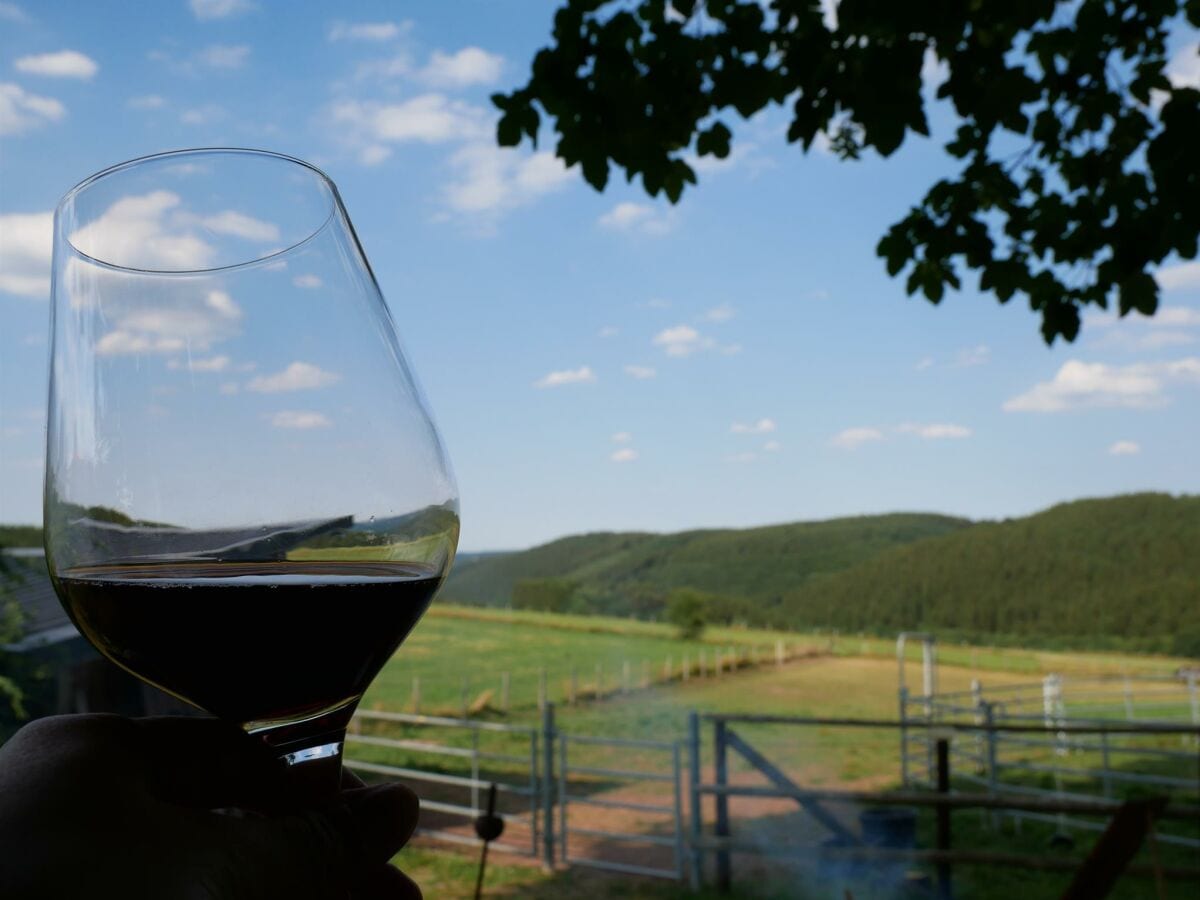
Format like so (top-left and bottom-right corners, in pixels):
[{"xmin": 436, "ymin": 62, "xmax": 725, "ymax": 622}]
[
  {"xmin": 442, "ymin": 513, "xmax": 971, "ymax": 608},
  {"xmin": 777, "ymin": 493, "xmax": 1200, "ymax": 650},
  {"xmin": 443, "ymin": 494, "xmax": 1200, "ymax": 653}
]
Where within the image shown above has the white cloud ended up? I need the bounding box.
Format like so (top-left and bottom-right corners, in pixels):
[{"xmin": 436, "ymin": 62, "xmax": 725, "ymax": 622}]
[
  {"xmin": 598, "ymin": 325, "xmax": 619, "ymax": 338},
  {"xmin": 1157, "ymin": 262, "xmax": 1200, "ymax": 292},
  {"xmin": 96, "ymin": 332, "xmax": 184, "ymax": 356},
  {"xmin": 1109, "ymin": 440, "xmax": 1141, "ymax": 456},
  {"xmin": 610, "ymin": 448, "xmax": 638, "ymax": 463},
  {"xmin": 598, "ymin": 201, "xmax": 675, "ymax": 235},
  {"xmin": 167, "ymin": 355, "xmax": 230, "ymax": 373},
  {"xmin": 1000, "ymin": 359, "xmax": 1200, "ymax": 412},
  {"xmin": 219, "ymin": 382, "xmax": 239, "ymax": 395},
  {"xmin": 358, "ymin": 144, "xmax": 391, "ymax": 166},
  {"xmin": 331, "ymin": 94, "xmax": 487, "ymax": 145},
  {"xmin": 896, "ymin": 422, "xmax": 972, "ymax": 440},
  {"xmin": 292, "ymin": 274, "xmax": 322, "ymax": 289},
  {"xmin": 915, "ymin": 356, "xmax": 934, "ymax": 371},
  {"xmin": 196, "ymin": 44, "xmax": 250, "ymax": 69},
  {"xmin": 702, "ymin": 304, "xmax": 735, "ymax": 323},
  {"xmin": 731, "ymin": 418, "xmax": 776, "ymax": 435},
  {"xmin": 329, "ymin": 21, "xmax": 406, "ymax": 42},
  {"xmin": 270, "ymin": 410, "xmax": 331, "ymax": 430},
  {"xmin": 831, "ymin": 427, "xmax": 883, "ymax": 450},
  {"xmin": 533, "ymin": 366, "xmax": 596, "ymax": 389},
  {"xmin": 199, "ymin": 210, "xmax": 279, "ymax": 242},
  {"xmin": 624, "ymin": 364, "xmax": 657, "ymax": 379},
  {"xmin": 1166, "ymin": 42, "xmax": 1199, "ymax": 91},
  {"xmin": 0, "ymin": 210, "xmax": 52, "ymax": 297},
  {"xmin": 954, "ymin": 344, "xmax": 990, "ymax": 367},
  {"xmin": 611, "ymin": 431, "xmax": 632, "ymax": 443},
  {"xmin": 0, "ymin": 3, "xmax": 29, "ymax": 22},
  {"xmin": 180, "ymin": 104, "xmax": 224, "ymax": 126},
  {"xmin": 70, "ymin": 190, "xmax": 214, "ymax": 270},
  {"xmin": 189, "ymin": 0, "xmax": 253, "ymax": 21},
  {"xmin": 0, "ymin": 82, "xmax": 65, "ymax": 136},
  {"xmin": 444, "ymin": 143, "xmax": 572, "ymax": 215},
  {"xmin": 128, "ymin": 94, "xmax": 165, "ymax": 110},
  {"xmin": 420, "ymin": 47, "xmax": 504, "ymax": 87},
  {"xmin": 93, "ymin": 289, "xmax": 243, "ymax": 357},
  {"xmin": 15, "ymin": 50, "xmax": 98, "ymax": 80},
  {"xmin": 653, "ymin": 324, "xmax": 715, "ymax": 357},
  {"xmin": 353, "ymin": 54, "xmax": 414, "ymax": 81},
  {"xmin": 247, "ymin": 362, "xmax": 340, "ymax": 393},
  {"xmin": 763, "ymin": 440, "xmax": 782, "ymax": 452}
]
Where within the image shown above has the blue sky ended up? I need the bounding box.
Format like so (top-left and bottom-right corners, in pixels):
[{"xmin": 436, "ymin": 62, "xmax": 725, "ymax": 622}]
[{"xmin": 3, "ymin": 0, "xmax": 1200, "ymax": 552}]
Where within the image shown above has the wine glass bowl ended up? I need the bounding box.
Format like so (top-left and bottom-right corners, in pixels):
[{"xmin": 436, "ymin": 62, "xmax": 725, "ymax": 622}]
[{"xmin": 44, "ymin": 149, "xmax": 458, "ymax": 785}]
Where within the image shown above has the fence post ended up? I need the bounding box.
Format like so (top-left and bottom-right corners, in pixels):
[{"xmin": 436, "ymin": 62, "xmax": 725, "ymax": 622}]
[
  {"xmin": 471, "ymin": 728, "xmax": 481, "ymax": 813},
  {"xmin": 714, "ymin": 719, "xmax": 731, "ymax": 893},
  {"xmin": 972, "ymin": 679, "xmax": 984, "ymax": 774},
  {"xmin": 411, "ymin": 676, "xmax": 420, "ymax": 716},
  {"xmin": 935, "ymin": 737, "xmax": 952, "ymax": 900},
  {"xmin": 775, "ymin": 639, "xmax": 785, "ymax": 666},
  {"xmin": 541, "ymin": 703, "xmax": 556, "ymax": 870},
  {"xmin": 538, "ymin": 667, "xmax": 548, "ymax": 712},
  {"xmin": 622, "ymin": 659, "xmax": 631, "ymax": 694},
  {"xmin": 983, "ymin": 701, "xmax": 999, "ymax": 828},
  {"xmin": 501, "ymin": 671, "xmax": 510, "ymax": 714},
  {"xmin": 558, "ymin": 727, "xmax": 569, "ymax": 866},
  {"xmin": 687, "ymin": 711, "xmax": 703, "ymax": 889},
  {"xmin": 1189, "ymin": 670, "xmax": 1199, "ymax": 748},
  {"xmin": 673, "ymin": 741, "xmax": 686, "ymax": 882},
  {"xmin": 714, "ymin": 649, "xmax": 722, "ymax": 677},
  {"xmin": 899, "ymin": 685, "xmax": 910, "ymax": 788},
  {"xmin": 1100, "ymin": 730, "xmax": 1113, "ymax": 798}
]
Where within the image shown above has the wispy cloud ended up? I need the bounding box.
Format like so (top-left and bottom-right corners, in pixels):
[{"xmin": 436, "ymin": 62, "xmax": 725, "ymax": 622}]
[
  {"xmin": 1003, "ymin": 358, "xmax": 1200, "ymax": 412},
  {"xmin": 610, "ymin": 447, "xmax": 638, "ymax": 463},
  {"xmin": 598, "ymin": 202, "xmax": 676, "ymax": 235},
  {"xmin": 1109, "ymin": 440, "xmax": 1141, "ymax": 456},
  {"xmin": 270, "ymin": 410, "xmax": 331, "ymax": 430},
  {"xmin": 247, "ymin": 362, "xmax": 340, "ymax": 393},
  {"xmin": 128, "ymin": 94, "xmax": 166, "ymax": 110},
  {"xmin": 167, "ymin": 355, "xmax": 230, "ymax": 373},
  {"xmin": 15, "ymin": 50, "xmax": 98, "ymax": 80},
  {"xmin": 0, "ymin": 210, "xmax": 52, "ymax": 297},
  {"xmin": 332, "ymin": 94, "xmax": 487, "ymax": 145},
  {"xmin": 0, "ymin": 3, "xmax": 30, "ymax": 23},
  {"xmin": 533, "ymin": 366, "xmax": 596, "ymax": 388},
  {"xmin": 831, "ymin": 427, "xmax": 884, "ymax": 450},
  {"xmin": 731, "ymin": 418, "xmax": 776, "ymax": 435},
  {"xmin": 895, "ymin": 422, "xmax": 972, "ymax": 439},
  {"xmin": 598, "ymin": 325, "xmax": 619, "ymax": 338},
  {"xmin": 702, "ymin": 304, "xmax": 735, "ymax": 323},
  {"xmin": 624, "ymin": 364, "xmax": 657, "ymax": 379},
  {"xmin": 1156, "ymin": 261, "xmax": 1200, "ymax": 292},
  {"xmin": 653, "ymin": 325, "xmax": 713, "ymax": 357},
  {"xmin": 443, "ymin": 143, "xmax": 572, "ymax": 216},
  {"xmin": 953, "ymin": 344, "xmax": 990, "ymax": 367},
  {"xmin": 189, "ymin": 0, "xmax": 254, "ymax": 20},
  {"xmin": 0, "ymin": 82, "xmax": 65, "ymax": 136},
  {"xmin": 763, "ymin": 440, "xmax": 782, "ymax": 452},
  {"xmin": 915, "ymin": 356, "xmax": 934, "ymax": 371},
  {"xmin": 329, "ymin": 20, "xmax": 407, "ymax": 42},
  {"xmin": 292, "ymin": 274, "xmax": 322, "ymax": 289},
  {"xmin": 611, "ymin": 431, "xmax": 632, "ymax": 443},
  {"xmin": 180, "ymin": 104, "xmax": 224, "ymax": 126},
  {"xmin": 196, "ymin": 44, "xmax": 250, "ymax": 69},
  {"xmin": 199, "ymin": 210, "xmax": 279, "ymax": 242},
  {"xmin": 419, "ymin": 47, "xmax": 504, "ymax": 87}
]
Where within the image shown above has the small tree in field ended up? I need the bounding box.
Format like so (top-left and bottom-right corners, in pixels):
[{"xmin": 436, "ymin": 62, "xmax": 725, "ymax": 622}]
[{"xmin": 667, "ymin": 588, "xmax": 709, "ymax": 640}]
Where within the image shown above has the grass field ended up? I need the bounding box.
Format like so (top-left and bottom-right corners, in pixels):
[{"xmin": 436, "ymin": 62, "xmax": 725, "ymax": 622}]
[{"xmin": 353, "ymin": 605, "xmax": 1198, "ymax": 899}]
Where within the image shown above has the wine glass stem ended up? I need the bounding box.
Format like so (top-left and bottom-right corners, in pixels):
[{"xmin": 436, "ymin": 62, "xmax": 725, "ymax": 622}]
[{"xmin": 273, "ymin": 732, "xmax": 346, "ymax": 804}]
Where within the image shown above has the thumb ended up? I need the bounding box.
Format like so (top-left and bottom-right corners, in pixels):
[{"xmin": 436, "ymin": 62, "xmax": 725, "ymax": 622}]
[{"xmin": 217, "ymin": 783, "xmax": 420, "ymax": 900}]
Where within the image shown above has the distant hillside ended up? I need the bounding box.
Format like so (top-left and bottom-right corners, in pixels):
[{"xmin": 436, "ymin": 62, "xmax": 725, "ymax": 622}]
[
  {"xmin": 777, "ymin": 493, "xmax": 1200, "ymax": 652},
  {"xmin": 441, "ymin": 513, "xmax": 971, "ymax": 608}
]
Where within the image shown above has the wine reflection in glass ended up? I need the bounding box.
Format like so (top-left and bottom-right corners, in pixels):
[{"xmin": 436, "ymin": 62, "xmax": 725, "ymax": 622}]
[{"xmin": 44, "ymin": 149, "xmax": 458, "ymax": 796}]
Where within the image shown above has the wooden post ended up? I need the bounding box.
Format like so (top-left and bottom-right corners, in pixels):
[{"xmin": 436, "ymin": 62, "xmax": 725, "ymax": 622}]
[
  {"xmin": 775, "ymin": 639, "xmax": 785, "ymax": 666},
  {"xmin": 687, "ymin": 711, "xmax": 703, "ymax": 889},
  {"xmin": 715, "ymin": 720, "xmax": 731, "ymax": 892},
  {"xmin": 936, "ymin": 737, "xmax": 952, "ymax": 900},
  {"xmin": 541, "ymin": 703, "xmax": 556, "ymax": 871},
  {"xmin": 411, "ymin": 676, "xmax": 421, "ymax": 716},
  {"xmin": 501, "ymin": 671, "xmax": 510, "ymax": 714}
]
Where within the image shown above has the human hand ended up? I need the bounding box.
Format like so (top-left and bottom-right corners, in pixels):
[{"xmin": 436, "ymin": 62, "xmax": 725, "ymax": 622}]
[{"xmin": 0, "ymin": 714, "xmax": 421, "ymax": 899}]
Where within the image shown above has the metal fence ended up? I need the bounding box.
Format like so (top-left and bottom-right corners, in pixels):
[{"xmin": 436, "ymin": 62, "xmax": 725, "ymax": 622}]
[{"xmin": 897, "ymin": 635, "xmax": 1200, "ymax": 849}]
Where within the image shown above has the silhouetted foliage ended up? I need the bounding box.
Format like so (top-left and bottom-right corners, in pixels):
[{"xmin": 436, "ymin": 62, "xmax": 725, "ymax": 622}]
[
  {"xmin": 496, "ymin": 0, "xmax": 1200, "ymax": 342},
  {"xmin": 666, "ymin": 587, "xmax": 709, "ymax": 639}
]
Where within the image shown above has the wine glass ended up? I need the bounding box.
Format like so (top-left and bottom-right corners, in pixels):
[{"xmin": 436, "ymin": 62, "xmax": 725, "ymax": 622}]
[{"xmin": 44, "ymin": 148, "xmax": 459, "ymax": 796}]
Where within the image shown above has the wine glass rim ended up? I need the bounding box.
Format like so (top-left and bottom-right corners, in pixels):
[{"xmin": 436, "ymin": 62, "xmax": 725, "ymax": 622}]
[{"xmin": 57, "ymin": 147, "xmax": 338, "ymax": 276}]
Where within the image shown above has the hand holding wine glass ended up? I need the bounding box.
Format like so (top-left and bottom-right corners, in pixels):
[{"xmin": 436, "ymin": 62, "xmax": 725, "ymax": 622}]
[{"xmin": 44, "ymin": 149, "xmax": 459, "ymax": 798}]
